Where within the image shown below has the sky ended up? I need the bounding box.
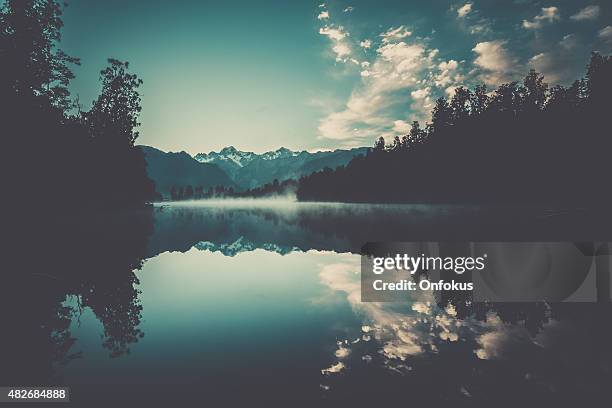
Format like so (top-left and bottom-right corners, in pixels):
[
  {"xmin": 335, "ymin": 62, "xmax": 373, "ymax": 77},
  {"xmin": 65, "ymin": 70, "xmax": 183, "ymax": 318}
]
[{"xmin": 60, "ymin": 0, "xmax": 611, "ymax": 154}]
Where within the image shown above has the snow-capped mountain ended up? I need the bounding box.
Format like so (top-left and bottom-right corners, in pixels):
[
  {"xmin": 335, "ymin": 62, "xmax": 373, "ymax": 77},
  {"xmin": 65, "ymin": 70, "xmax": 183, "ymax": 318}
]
[
  {"xmin": 192, "ymin": 145, "xmax": 368, "ymax": 189},
  {"xmin": 194, "ymin": 146, "xmax": 257, "ymax": 167},
  {"xmin": 259, "ymin": 147, "xmax": 300, "ymax": 161},
  {"xmin": 194, "ymin": 237, "xmax": 298, "ymax": 257},
  {"xmin": 194, "ymin": 146, "xmax": 300, "ymax": 167}
]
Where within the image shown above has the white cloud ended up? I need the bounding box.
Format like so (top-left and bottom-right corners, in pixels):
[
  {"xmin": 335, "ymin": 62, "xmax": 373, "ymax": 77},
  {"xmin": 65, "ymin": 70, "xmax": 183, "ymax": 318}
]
[
  {"xmin": 453, "ymin": 3, "xmax": 492, "ymax": 36},
  {"xmin": 411, "ymin": 87, "xmax": 430, "ymax": 100},
  {"xmin": 332, "ymin": 43, "xmax": 351, "ymax": 60},
  {"xmin": 319, "ymin": 25, "xmax": 354, "ymax": 62},
  {"xmin": 360, "ymin": 39, "xmax": 372, "ymax": 49},
  {"xmin": 321, "ymin": 361, "xmax": 345, "ymax": 375},
  {"xmin": 472, "ymin": 40, "xmax": 517, "ymax": 85},
  {"xmin": 599, "ymin": 26, "xmax": 612, "ymax": 43},
  {"xmin": 344, "ymin": 6, "xmax": 354, "ymax": 13},
  {"xmin": 570, "ymin": 5, "xmax": 600, "ymax": 21},
  {"xmin": 435, "ymin": 59, "xmax": 461, "ymax": 87},
  {"xmin": 457, "ymin": 3, "xmax": 472, "ymax": 18},
  {"xmin": 380, "ymin": 25, "xmax": 412, "ymax": 43},
  {"xmin": 315, "ymin": 8, "xmax": 468, "ymax": 144},
  {"xmin": 317, "ymin": 10, "xmax": 329, "ymax": 20},
  {"xmin": 318, "ymin": 40, "xmax": 438, "ymax": 142},
  {"xmin": 393, "ymin": 120, "xmax": 411, "ymax": 133},
  {"xmin": 522, "ymin": 6, "xmax": 560, "ymax": 30},
  {"xmin": 377, "ymin": 42, "xmax": 425, "ymax": 73},
  {"xmin": 319, "ymin": 26, "xmax": 347, "ymax": 41},
  {"xmin": 529, "ymin": 52, "xmax": 553, "ymax": 75}
]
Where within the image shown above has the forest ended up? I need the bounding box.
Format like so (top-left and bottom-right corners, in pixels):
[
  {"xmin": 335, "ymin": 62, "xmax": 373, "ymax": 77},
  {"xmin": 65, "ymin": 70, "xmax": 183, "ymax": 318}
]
[
  {"xmin": 4, "ymin": 1, "xmax": 611, "ymax": 209},
  {"xmin": 2, "ymin": 0, "xmax": 158, "ymax": 214},
  {"xmin": 169, "ymin": 178, "xmax": 298, "ymax": 200},
  {"xmin": 298, "ymin": 52, "xmax": 612, "ymax": 206}
]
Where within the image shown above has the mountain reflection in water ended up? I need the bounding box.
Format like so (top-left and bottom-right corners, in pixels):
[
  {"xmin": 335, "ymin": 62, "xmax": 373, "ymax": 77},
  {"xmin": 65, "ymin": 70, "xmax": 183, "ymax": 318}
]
[{"xmin": 3, "ymin": 202, "xmax": 612, "ymax": 406}]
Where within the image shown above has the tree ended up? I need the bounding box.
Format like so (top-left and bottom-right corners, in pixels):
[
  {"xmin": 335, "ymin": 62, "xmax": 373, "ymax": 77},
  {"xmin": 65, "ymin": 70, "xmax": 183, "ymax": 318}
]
[
  {"xmin": 450, "ymin": 86, "xmax": 472, "ymax": 122},
  {"xmin": 297, "ymin": 52, "xmax": 612, "ymax": 206},
  {"xmin": 86, "ymin": 59, "xmax": 143, "ymax": 146},
  {"xmin": 373, "ymin": 136, "xmax": 385, "ymax": 152},
  {"xmin": 195, "ymin": 186, "xmax": 203, "ymax": 199},
  {"xmin": 408, "ymin": 121, "xmax": 425, "ymax": 146},
  {"xmin": 585, "ymin": 52, "xmax": 612, "ymax": 105},
  {"xmin": 84, "ymin": 58, "xmax": 156, "ymax": 207},
  {"xmin": 215, "ymin": 185, "xmax": 225, "ymax": 196},
  {"xmin": 470, "ymin": 84, "xmax": 489, "ymax": 116},
  {"xmin": 0, "ymin": 0, "xmax": 80, "ymax": 110},
  {"xmin": 431, "ymin": 97, "xmax": 452, "ymax": 131},
  {"xmin": 521, "ymin": 69, "xmax": 548, "ymax": 112},
  {"xmin": 391, "ymin": 135, "xmax": 402, "ymax": 151},
  {"xmin": 184, "ymin": 185, "xmax": 194, "ymax": 200},
  {"xmin": 489, "ymin": 82, "xmax": 520, "ymax": 115}
]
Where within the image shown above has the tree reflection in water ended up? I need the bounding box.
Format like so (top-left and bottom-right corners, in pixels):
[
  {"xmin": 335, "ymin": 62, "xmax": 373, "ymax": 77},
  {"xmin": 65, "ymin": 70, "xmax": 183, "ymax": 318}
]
[
  {"xmin": 3, "ymin": 203, "xmax": 611, "ymax": 405},
  {"xmin": 3, "ymin": 209, "xmax": 153, "ymax": 384}
]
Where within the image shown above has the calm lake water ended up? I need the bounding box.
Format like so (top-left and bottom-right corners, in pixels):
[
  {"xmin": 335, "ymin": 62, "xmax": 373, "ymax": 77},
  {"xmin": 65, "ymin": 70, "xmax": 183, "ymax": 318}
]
[{"xmin": 4, "ymin": 201, "xmax": 612, "ymax": 406}]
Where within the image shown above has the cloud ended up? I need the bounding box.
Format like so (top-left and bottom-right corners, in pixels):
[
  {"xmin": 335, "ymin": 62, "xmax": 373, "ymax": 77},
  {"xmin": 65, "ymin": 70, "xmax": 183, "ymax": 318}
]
[
  {"xmin": 344, "ymin": 6, "xmax": 354, "ymax": 13},
  {"xmin": 319, "ymin": 25, "xmax": 354, "ymax": 62},
  {"xmin": 380, "ymin": 26, "xmax": 412, "ymax": 43},
  {"xmin": 453, "ymin": 3, "xmax": 492, "ymax": 37},
  {"xmin": 522, "ymin": 6, "xmax": 560, "ymax": 30},
  {"xmin": 469, "ymin": 22, "xmax": 491, "ymax": 35},
  {"xmin": 474, "ymin": 313, "xmax": 533, "ymax": 360},
  {"xmin": 318, "ymin": 33, "xmax": 441, "ymax": 142},
  {"xmin": 559, "ymin": 33, "xmax": 579, "ymax": 50},
  {"xmin": 360, "ymin": 39, "xmax": 372, "ymax": 49},
  {"xmin": 435, "ymin": 59, "xmax": 461, "ymax": 87},
  {"xmin": 317, "ymin": 10, "xmax": 329, "ymax": 20},
  {"xmin": 528, "ymin": 50, "xmax": 581, "ymax": 85},
  {"xmin": 321, "ymin": 361, "xmax": 345, "ymax": 375},
  {"xmin": 319, "ymin": 26, "xmax": 347, "ymax": 41},
  {"xmin": 392, "ymin": 120, "xmax": 411, "ymax": 133},
  {"xmin": 599, "ymin": 26, "xmax": 612, "ymax": 43},
  {"xmin": 472, "ymin": 40, "xmax": 517, "ymax": 85},
  {"xmin": 332, "ymin": 43, "xmax": 351, "ymax": 59},
  {"xmin": 457, "ymin": 3, "xmax": 472, "ymax": 18},
  {"xmin": 317, "ymin": 9, "xmax": 476, "ymax": 144},
  {"xmin": 570, "ymin": 5, "xmax": 600, "ymax": 21}
]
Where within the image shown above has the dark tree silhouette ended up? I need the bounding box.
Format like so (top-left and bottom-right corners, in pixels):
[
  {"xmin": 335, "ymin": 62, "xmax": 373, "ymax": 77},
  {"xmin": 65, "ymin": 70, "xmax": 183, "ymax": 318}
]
[
  {"xmin": 298, "ymin": 52, "xmax": 612, "ymax": 206},
  {"xmin": 2, "ymin": 1, "xmax": 157, "ymax": 213},
  {"xmin": 0, "ymin": 0, "xmax": 80, "ymax": 110},
  {"xmin": 184, "ymin": 185, "xmax": 194, "ymax": 200}
]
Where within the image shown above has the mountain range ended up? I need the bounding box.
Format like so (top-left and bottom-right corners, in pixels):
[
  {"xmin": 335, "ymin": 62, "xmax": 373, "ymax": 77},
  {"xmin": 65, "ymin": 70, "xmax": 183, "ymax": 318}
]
[
  {"xmin": 194, "ymin": 146, "xmax": 368, "ymax": 189},
  {"xmin": 140, "ymin": 146, "xmax": 236, "ymax": 197},
  {"xmin": 140, "ymin": 145, "xmax": 369, "ymax": 197}
]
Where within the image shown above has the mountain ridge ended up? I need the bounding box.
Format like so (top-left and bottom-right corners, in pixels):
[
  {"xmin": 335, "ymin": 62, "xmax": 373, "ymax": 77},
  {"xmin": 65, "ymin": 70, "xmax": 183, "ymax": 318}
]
[
  {"xmin": 140, "ymin": 144, "xmax": 370, "ymax": 196},
  {"xmin": 194, "ymin": 145, "xmax": 369, "ymax": 189},
  {"xmin": 140, "ymin": 145, "xmax": 236, "ymax": 198}
]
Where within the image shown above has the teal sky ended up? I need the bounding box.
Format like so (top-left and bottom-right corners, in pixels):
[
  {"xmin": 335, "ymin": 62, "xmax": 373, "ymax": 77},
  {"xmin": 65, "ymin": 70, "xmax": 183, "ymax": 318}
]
[{"xmin": 61, "ymin": 0, "xmax": 611, "ymax": 154}]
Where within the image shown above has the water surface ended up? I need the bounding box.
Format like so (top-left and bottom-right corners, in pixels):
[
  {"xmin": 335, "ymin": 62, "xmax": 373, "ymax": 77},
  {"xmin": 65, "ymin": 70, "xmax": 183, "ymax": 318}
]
[{"xmin": 4, "ymin": 202, "xmax": 612, "ymax": 405}]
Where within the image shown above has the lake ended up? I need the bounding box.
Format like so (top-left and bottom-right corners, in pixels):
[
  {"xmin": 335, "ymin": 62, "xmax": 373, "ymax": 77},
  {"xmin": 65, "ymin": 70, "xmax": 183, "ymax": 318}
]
[{"xmin": 3, "ymin": 201, "xmax": 612, "ymax": 406}]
